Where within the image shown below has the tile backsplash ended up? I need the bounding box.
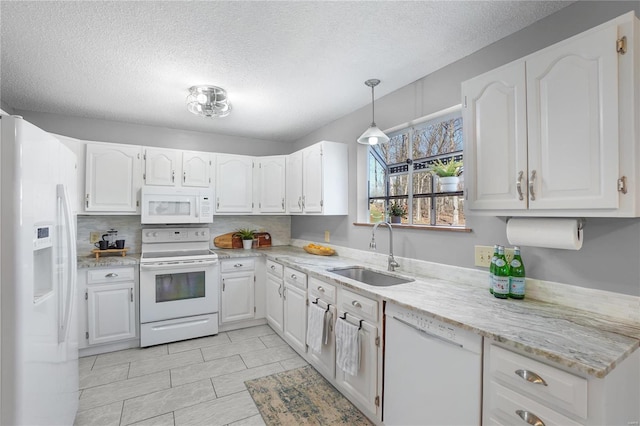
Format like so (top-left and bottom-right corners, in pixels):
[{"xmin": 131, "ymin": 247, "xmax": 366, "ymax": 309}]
[{"xmin": 76, "ymin": 215, "xmax": 291, "ymax": 256}]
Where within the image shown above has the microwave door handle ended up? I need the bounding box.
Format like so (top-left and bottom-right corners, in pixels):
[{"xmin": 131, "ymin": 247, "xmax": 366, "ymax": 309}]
[{"xmin": 195, "ymin": 197, "xmax": 199, "ymax": 219}]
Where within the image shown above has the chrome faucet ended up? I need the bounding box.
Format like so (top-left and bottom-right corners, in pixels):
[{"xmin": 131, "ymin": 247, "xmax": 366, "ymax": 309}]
[{"xmin": 370, "ymin": 222, "xmax": 399, "ymax": 272}]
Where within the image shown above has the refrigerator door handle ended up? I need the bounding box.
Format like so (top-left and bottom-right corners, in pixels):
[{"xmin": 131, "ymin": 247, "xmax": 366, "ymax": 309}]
[{"xmin": 57, "ymin": 183, "xmax": 77, "ymax": 344}]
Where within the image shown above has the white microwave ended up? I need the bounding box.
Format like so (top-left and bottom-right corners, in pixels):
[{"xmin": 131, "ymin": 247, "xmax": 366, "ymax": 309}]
[{"xmin": 141, "ymin": 187, "xmax": 214, "ymax": 224}]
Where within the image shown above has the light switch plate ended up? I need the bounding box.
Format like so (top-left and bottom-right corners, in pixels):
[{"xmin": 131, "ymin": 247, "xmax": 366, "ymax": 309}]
[
  {"xmin": 324, "ymin": 231, "xmax": 330, "ymax": 242},
  {"xmin": 90, "ymin": 232, "xmax": 101, "ymax": 244}
]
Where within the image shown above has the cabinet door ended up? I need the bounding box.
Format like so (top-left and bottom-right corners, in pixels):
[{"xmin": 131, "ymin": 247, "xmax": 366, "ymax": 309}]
[
  {"xmin": 463, "ymin": 61, "xmax": 528, "ymax": 211},
  {"xmin": 215, "ymin": 154, "xmax": 253, "ymax": 212},
  {"xmin": 335, "ymin": 319, "xmax": 378, "ymax": 416},
  {"xmin": 144, "ymin": 148, "xmax": 179, "ymax": 186},
  {"xmin": 183, "ymin": 151, "xmax": 211, "ymax": 188},
  {"xmin": 526, "ymin": 24, "xmax": 619, "ymax": 210},
  {"xmin": 87, "ymin": 282, "xmax": 135, "ymax": 345},
  {"xmin": 85, "ymin": 144, "xmax": 141, "ymax": 212},
  {"xmin": 265, "ymin": 274, "xmax": 284, "ymax": 333},
  {"xmin": 307, "ymin": 301, "xmax": 336, "ymax": 379},
  {"xmin": 283, "ymin": 283, "xmax": 307, "ymax": 354},
  {"xmin": 286, "ymin": 150, "xmax": 303, "ymax": 213},
  {"xmin": 77, "ymin": 269, "xmax": 89, "ymax": 349},
  {"xmin": 220, "ymin": 272, "xmax": 255, "ymax": 323},
  {"xmin": 302, "ymin": 144, "xmax": 323, "ymax": 213},
  {"xmin": 257, "ymin": 156, "xmax": 286, "ymax": 213}
]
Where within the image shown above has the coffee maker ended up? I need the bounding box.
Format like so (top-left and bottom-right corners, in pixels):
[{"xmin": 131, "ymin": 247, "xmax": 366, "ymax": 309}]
[{"xmin": 102, "ymin": 229, "xmax": 118, "ymax": 249}]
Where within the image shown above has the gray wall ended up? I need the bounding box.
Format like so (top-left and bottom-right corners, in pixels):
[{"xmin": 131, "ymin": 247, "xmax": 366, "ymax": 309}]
[
  {"xmin": 291, "ymin": 1, "xmax": 640, "ymax": 297},
  {"xmin": 13, "ymin": 109, "xmax": 292, "ymax": 156}
]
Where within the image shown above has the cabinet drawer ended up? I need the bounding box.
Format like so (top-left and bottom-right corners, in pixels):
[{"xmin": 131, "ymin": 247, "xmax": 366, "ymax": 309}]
[
  {"xmin": 266, "ymin": 259, "xmax": 283, "ymax": 278},
  {"xmin": 221, "ymin": 258, "xmax": 255, "ymax": 273},
  {"xmin": 88, "ymin": 267, "xmax": 135, "ymax": 284},
  {"xmin": 308, "ymin": 277, "xmax": 336, "ymax": 303},
  {"xmin": 488, "ymin": 345, "xmax": 587, "ymax": 419},
  {"xmin": 338, "ymin": 288, "xmax": 378, "ymax": 323},
  {"xmin": 487, "ymin": 381, "xmax": 582, "ymax": 426},
  {"xmin": 284, "ymin": 267, "xmax": 307, "ymax": 290}
]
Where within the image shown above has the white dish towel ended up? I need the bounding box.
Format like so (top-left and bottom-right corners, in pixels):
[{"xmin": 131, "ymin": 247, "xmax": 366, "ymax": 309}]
[
  {"xmin": 306, "ymin": 302, "xmax": 326, "ymax": 353},
  {"xmin": 335, "ymin": 317, "xmax": 360, "ymax": 376}
]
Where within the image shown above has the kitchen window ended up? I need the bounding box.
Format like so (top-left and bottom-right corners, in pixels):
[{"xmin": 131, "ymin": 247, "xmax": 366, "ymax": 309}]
[{"xmin": 368, "ymin": 107, "xmax": 464, "ymax": 227}]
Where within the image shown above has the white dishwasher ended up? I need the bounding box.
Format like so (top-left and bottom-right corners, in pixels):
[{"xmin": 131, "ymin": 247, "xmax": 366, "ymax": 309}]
[{"xmin": 384, "ymin": 302, "xmax": 482, "ymax": 426}]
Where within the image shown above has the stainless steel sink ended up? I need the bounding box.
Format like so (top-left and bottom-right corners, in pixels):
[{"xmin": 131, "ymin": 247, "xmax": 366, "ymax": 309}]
[{"xmin": 326, "ymin": 266, "xmax": 414, "ymax": 287}]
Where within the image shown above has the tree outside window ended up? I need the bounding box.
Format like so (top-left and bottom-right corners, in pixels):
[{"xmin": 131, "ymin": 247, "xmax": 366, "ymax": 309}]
[{"xmin": 367, "ymin": 110, "xmax": 464, "ymax": 227}]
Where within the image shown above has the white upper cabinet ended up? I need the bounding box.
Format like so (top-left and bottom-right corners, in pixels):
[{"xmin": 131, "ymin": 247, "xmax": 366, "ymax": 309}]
[
  {"xmin": 85, "ymin": 143, "xmax": 142, "ymax": 213},
  {"xmin": 144, "ymin": 148, "xmax": 179, "ymax": 186},
  {"xmin": 144, "ymin": 148, "xmax": 211, "ymax": 188},
  {"xmin": 463, "ymin": 12, "xmax": 639, "ymax": 217},
  {"xmin": 286, "ymin": 141, "xmax": 348, "ymax": 215},
  {"xmin": 215, "ymin": 154, "xmax": 253, "ymax": 213},
  {"xmin": 255, "ymin": 156, "xmax": 286, "ymax": 213},
  {"xmin": 286, "ymin": 150, "xmax": 304, "ymax": 213},
  {"xmin": 182, "ymin": 151, "xmax": 212, "ymax": 187}
]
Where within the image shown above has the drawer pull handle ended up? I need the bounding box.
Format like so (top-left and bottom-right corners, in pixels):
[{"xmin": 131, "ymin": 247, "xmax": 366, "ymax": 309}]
[
  {"xmin": 105, "ymin": 273, "xmax": 118, "ymax": 278},
  {"xmin": 352, "ymin": 300, "xmax": 362, "ymax": 308},
  {"xmin": 515, "ymin": 369, "xmax": 547, "ymax": 386},
  {"xmin": 516, "ymin": 410, "xmax": 545, "ymax": 426},
  {"xmin": 270, "ymin": 265, "xmax": 275, "ymax": 270},
  {"xmin": 317, "ymin": 286, "xmax": 325, "ymax": 293},
  {"xmin": 234, "ymin": 263, "xmax": 243, "ymax": 268}
]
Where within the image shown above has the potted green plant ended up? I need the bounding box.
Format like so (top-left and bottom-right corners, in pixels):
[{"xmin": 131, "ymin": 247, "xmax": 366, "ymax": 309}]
[
  {"xmin": 387, "ymin": 202, "xmax": 407, "ymax": 224},
  {"xmin": 429, "ymin": 159, "xmax": 462, "ymax": 192},
  {"xmin": 234, "ymin": 228, "xmax": 256, "ymax": 250}
]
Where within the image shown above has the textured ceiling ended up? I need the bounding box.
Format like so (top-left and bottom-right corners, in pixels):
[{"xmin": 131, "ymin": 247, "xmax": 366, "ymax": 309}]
[{"xmin": 1, "ymin": 1, "xmax": 572, "ymax": 142}]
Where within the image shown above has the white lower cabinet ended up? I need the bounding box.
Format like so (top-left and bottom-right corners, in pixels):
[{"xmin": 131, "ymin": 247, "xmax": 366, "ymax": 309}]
[
  {"xmin": 484, "ymin": 342, "xmax": 640, "ymax": 426},
  {"xmin": 79, "ymin": 266, "xmax": 138, "ymax": 352},
  {"xmin": 220, "ymin": 259, "xmax": 256, "ymax": 324},
  {"xmin": 265, "ymin": 260, "xmax": 284, "ymax": 333},
  {"xmin": 282, "ymin": 267, "xmax": 307, "ymax": 354},
  {"xmin": 307, "ymin": 277, "xmax": 337, "ymax": 379}
]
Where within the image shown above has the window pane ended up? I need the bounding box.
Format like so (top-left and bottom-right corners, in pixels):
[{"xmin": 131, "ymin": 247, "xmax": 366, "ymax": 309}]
[
  {"xmin": 412, "ymin": 198, "xmax": 431, "ymax": 225},
  {"xmin": 435, "ymin": 195, "xmax": 466, "ymax": 227},
  {"xmin": 375, "ymin": 132, "xmax": 409, "ymax": 165},
  {"xmin": 413, "ymin": 117, "xmax": 463, "ymax": 159},
  {"xmin": 412, "ymin": 170, "xmax": 433, "ymax": 195},
  {"xmin": 369, "ymin": 199, "xmax": 385, "ymax": 223},
  {"xmin": 368, "ymin": 152, "xmax": 386, "ymax": 197},
  {"xmin": 389, "ymin": 174, "xmax": 408, "ymax": 196}
]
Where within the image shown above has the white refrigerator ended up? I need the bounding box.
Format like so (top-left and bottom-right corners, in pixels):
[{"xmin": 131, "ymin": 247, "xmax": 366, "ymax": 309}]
[{"xmin": 0, "ymin": 115, "xmax": 79, "ymax": 425}]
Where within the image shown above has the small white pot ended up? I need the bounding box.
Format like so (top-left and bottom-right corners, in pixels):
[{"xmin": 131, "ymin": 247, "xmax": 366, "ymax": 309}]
[
  {"xmin": 438, "ymin": 176, "xmax": 460, "ymax": 192},
  {"xmin": 242, "ymin": 239, "xmax": 253, "ymax": 250}
]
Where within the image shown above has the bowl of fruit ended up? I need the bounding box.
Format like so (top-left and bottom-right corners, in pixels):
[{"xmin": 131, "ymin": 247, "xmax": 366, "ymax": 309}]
[{"xmin": 303, "ymin": 243, "xmax": 336, "ymax": 256}]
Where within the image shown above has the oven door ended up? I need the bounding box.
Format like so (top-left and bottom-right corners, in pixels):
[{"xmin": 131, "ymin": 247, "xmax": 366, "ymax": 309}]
[{"xmin": 139, "ymin": 260, "xmax": 219, "ymax": 323}]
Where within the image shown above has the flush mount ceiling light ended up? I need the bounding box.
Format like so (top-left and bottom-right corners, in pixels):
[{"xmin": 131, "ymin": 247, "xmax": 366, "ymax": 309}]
[
  {"xmin": 357, "ymin": 79, "xmax": 389, "ymax": 146},
  {"xmin": 186, "ymin": 85, "xmax": 231, "ymax": 118}
]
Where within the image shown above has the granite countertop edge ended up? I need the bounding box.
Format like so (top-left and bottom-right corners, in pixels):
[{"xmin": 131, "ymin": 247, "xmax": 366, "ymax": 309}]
[
  {"xmin": 77, "ymin": 246, "xmax": 640, "ymax": 378},
  {"xmin": 214, "ymin": 246, "xmax": 640, "ymax": 379}
]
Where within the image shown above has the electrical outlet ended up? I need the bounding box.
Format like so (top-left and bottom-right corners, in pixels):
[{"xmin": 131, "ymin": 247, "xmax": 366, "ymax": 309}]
[
  {"xmin": 89, "ymin": 232, "xmax": 101, "ymax": 244},
  {"xmin": 324, "ymin": 231, "xmax": 330, "ymax": 243},
  {"xmin": 474, "ymin": 245, "xmax": 494, "ymax": 267},
  {"xmin": 504, "ymin": 247, "xmax": 515, "ymax": 263}
]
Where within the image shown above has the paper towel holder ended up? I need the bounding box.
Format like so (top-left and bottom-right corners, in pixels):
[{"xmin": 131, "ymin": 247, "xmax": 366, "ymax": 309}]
[{"xmin": 505, "ymin": 217, "xmax": 585, "ymax": 229}]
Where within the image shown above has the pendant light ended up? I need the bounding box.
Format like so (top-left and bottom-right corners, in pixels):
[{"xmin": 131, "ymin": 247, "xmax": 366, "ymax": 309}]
[{"xmin": 357, "ymin": 79, "xmax": 389, "ymax": 145}]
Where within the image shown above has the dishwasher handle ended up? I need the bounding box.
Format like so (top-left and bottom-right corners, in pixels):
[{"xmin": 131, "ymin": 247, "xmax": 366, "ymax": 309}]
[{"xmin": 392, "ymin": 316, "xmax": 463, "ymax": 349}]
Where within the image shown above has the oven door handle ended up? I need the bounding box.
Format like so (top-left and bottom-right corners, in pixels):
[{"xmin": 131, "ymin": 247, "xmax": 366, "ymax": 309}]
[{"xmin": 140, "ymin": 260, "xmax": 218, "ymax": 270}]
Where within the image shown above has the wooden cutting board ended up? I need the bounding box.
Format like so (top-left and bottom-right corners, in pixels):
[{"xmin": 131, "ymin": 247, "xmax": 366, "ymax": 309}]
[{"xmin": 213, "ymin": 232, "xmax": 272, "ymax": 249}]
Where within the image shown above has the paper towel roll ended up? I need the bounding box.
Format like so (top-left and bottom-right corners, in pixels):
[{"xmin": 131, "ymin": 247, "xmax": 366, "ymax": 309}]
[{"xmin": 506, "ymin": 218, "xmax": 583, "ymax": 250}]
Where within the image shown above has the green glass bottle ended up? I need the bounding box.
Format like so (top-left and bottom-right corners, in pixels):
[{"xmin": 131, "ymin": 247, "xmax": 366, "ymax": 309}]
[
  {"xmin": 489, "ymin": 245, "xmax": 499, "ymax": 294},
  {"xmin": 493, "ymin": 246, "xmax": 510, "ymax": 299},
  {"xmin": 509, "ymin": 246, "xmax": 526, "ymax": 299}
]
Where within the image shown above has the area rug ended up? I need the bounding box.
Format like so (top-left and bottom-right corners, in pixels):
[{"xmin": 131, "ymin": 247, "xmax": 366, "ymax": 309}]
[{"xmin": 245, "ymin": 365, "xmax": 373, "ymax": 425}]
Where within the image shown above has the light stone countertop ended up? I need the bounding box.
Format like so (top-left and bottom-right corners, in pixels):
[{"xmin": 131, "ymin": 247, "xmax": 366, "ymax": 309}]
[
  {"xmin": 77, "ymin": 253, "xmax": 141, "ymax": 269},
  {"xmin": 215, "ymin": 246, "xmax": 640, "ymax": 379}
]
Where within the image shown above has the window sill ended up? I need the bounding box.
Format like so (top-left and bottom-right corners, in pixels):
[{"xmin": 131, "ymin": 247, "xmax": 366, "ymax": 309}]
[{"xmin": 353, "ymin": 222, "xmax": 472, "ymax": 233}]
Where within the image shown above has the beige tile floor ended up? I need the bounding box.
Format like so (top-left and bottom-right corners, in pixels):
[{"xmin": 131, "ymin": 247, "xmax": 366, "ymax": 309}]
[{"xmin": 75, "ymin": 325, "xmax": 308, "ymax": 426}]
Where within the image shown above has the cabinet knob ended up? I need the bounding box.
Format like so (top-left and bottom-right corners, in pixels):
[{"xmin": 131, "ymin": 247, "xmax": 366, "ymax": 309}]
[
  {"xmin": 351, "ymin": 300, "xmax": 362, "ymax": 308},
  {"xmin": 234, "ymin": 263, "xmax": 243, "ymax": 268},
  {"xmin": 105, "ymin": 273, "xmax": 118, "ymax": 278},
  {"xmin": 317, "ymin": 286, "xmax": 325, "ymax": 293},
  {"xmin": 515, "ymin": 410, "xmax": 545, "ymax": 426},
  {"xmin": 290, "ymin": 274, "xmax": 297, "ymax": 280},
  {"xmin": 515, "ymin": 369, "xmax": 547, "ymax": 386}
]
